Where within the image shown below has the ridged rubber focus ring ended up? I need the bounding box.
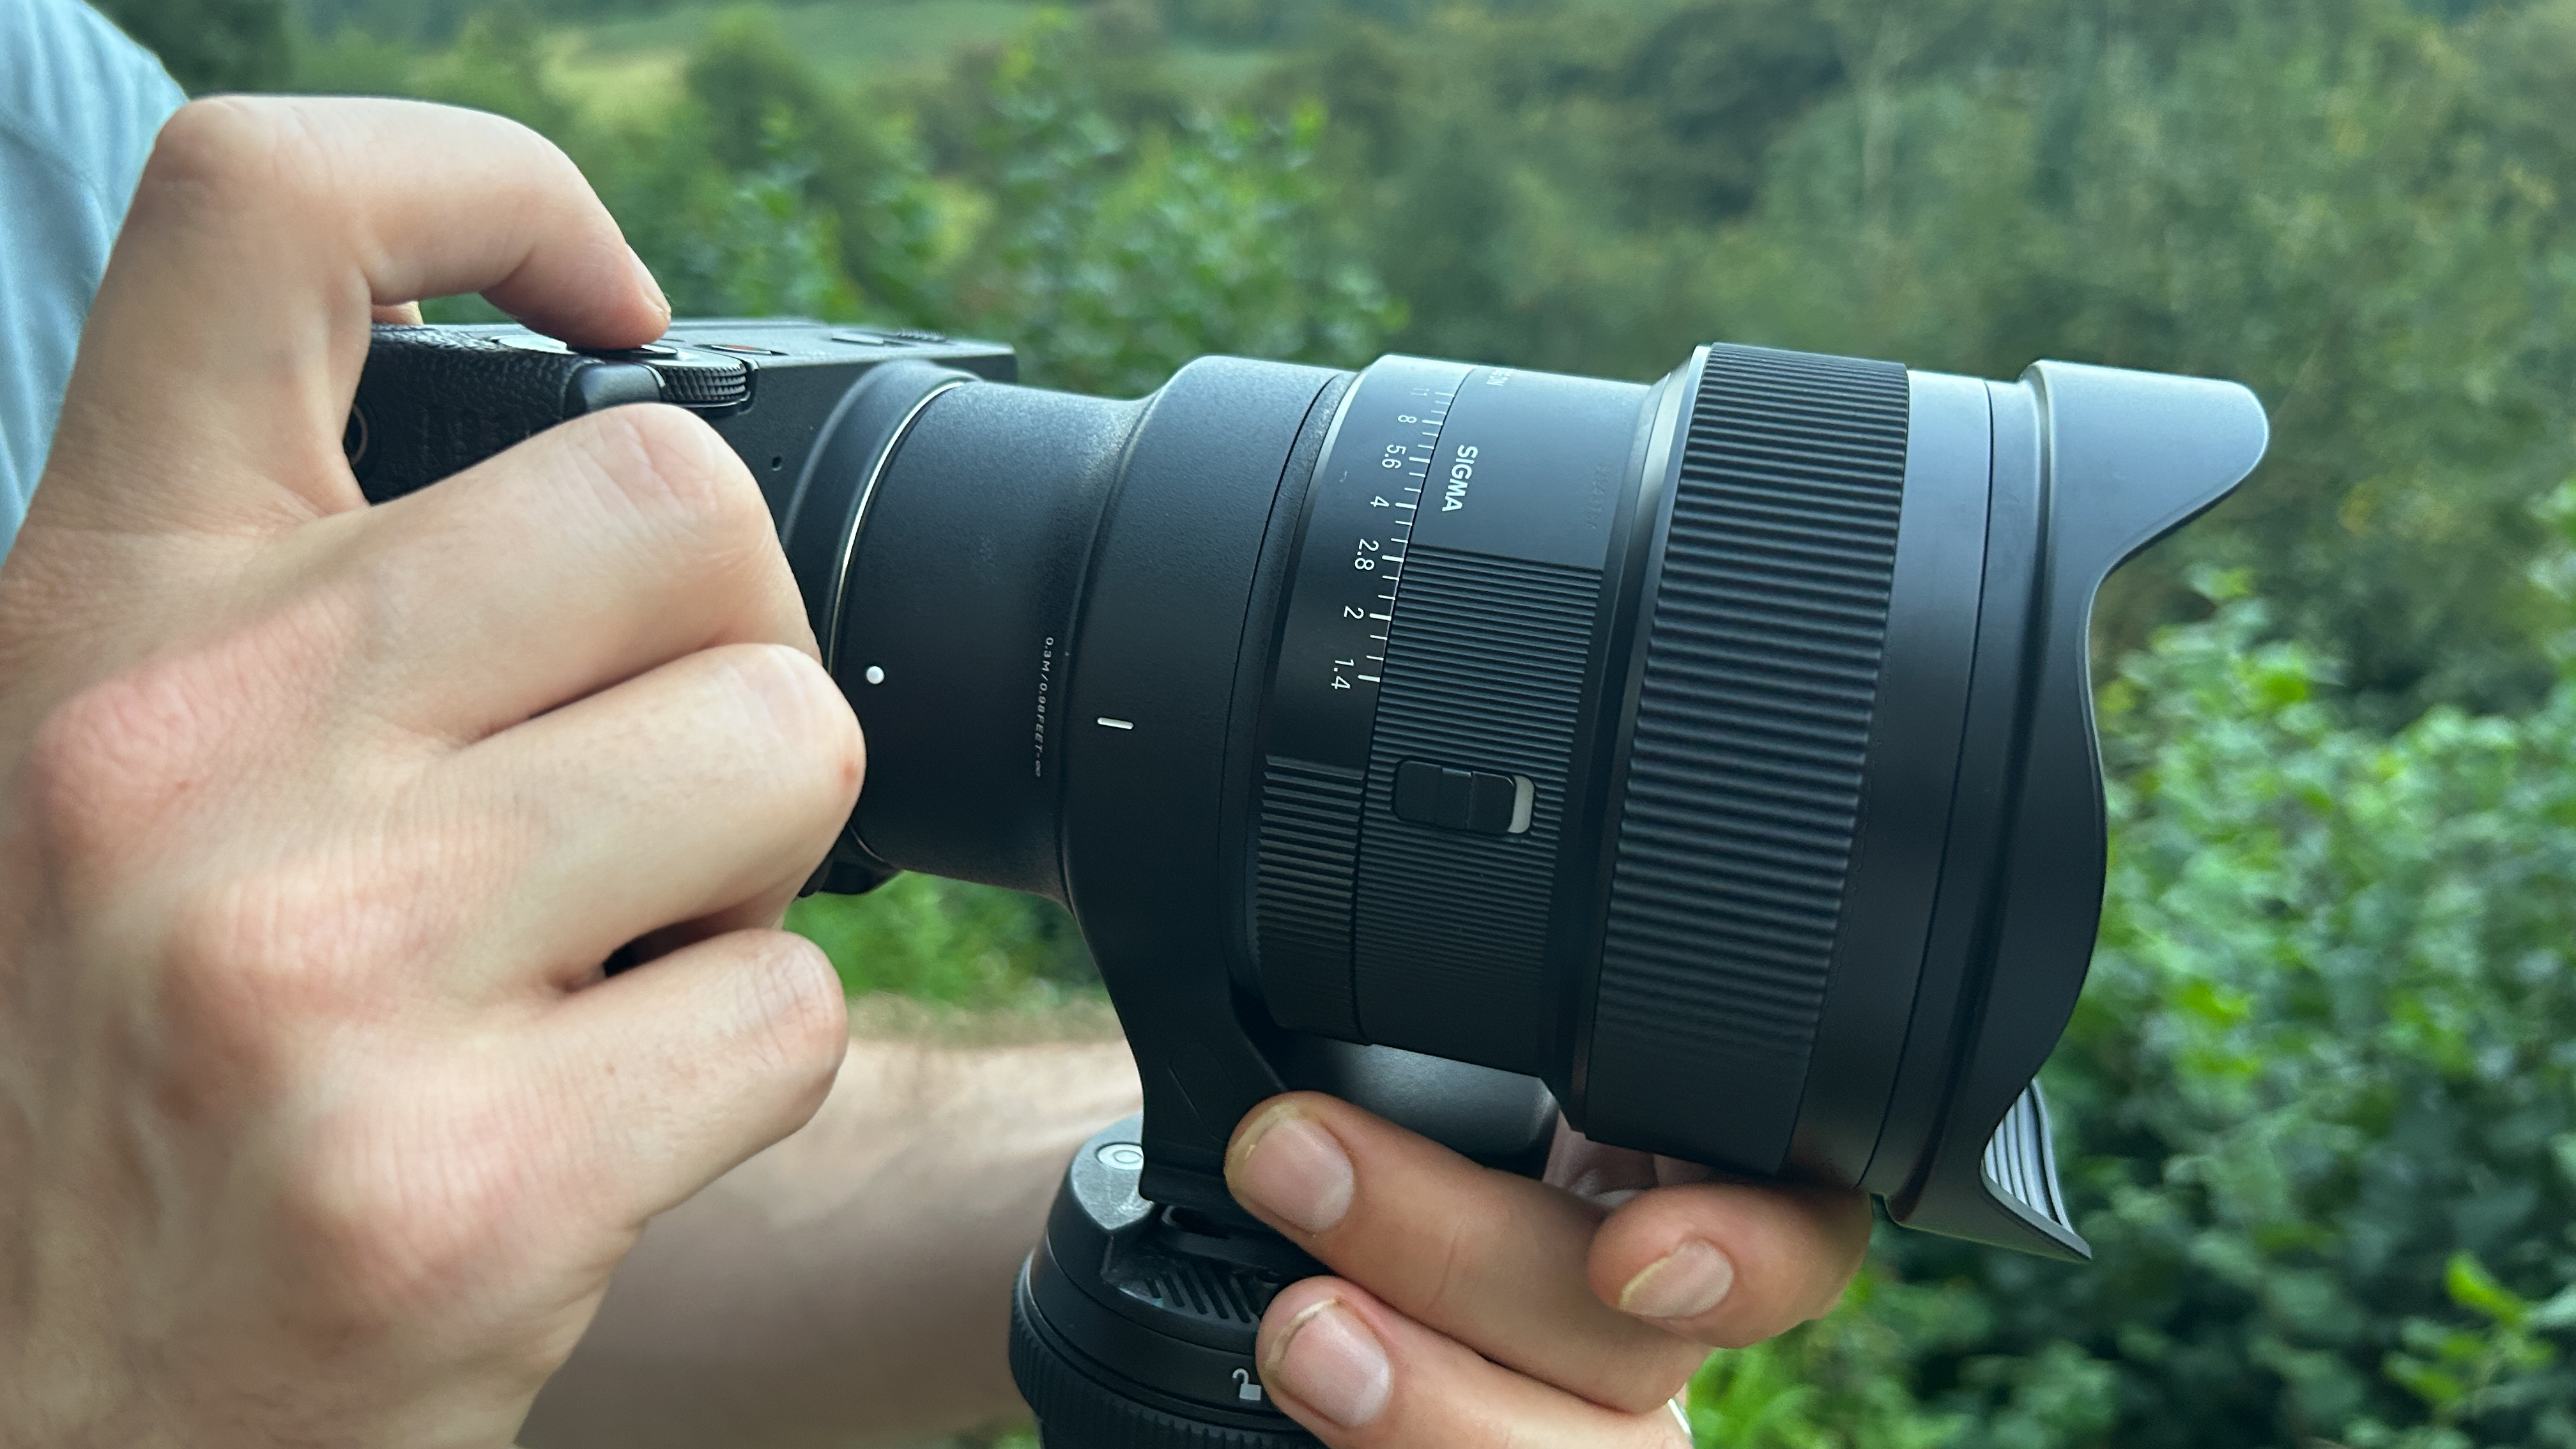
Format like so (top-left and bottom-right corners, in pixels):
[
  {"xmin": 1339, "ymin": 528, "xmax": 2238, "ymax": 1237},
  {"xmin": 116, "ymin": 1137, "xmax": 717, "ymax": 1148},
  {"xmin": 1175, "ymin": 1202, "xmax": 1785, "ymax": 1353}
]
[{"xmin": 1584, "ymin": 342, "xmax": 1910, "ymax": 1176}]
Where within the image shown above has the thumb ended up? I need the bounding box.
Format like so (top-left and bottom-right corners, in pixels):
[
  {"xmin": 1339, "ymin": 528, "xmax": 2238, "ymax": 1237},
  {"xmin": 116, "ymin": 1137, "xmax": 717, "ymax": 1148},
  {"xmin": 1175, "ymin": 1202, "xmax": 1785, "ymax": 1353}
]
[{"xmin": 43, "ymin": 96, "xmax": 666, "ymax": 542}]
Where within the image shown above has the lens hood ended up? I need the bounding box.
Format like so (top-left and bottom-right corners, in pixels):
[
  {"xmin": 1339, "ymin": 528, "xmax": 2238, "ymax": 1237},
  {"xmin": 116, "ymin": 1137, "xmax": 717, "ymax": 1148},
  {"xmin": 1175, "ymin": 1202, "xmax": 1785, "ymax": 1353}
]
[{"xmin": 1876, "ymin": 361, "xmax": 2269, "ymax": 1257}]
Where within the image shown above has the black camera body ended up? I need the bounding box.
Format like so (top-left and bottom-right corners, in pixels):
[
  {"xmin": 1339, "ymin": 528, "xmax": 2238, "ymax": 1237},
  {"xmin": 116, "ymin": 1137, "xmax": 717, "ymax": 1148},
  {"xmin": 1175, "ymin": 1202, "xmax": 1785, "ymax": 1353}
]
[
  {"xmin": 349, "ymin": 319, "xmax": 1015, "ymax": 808},
  {"xmin": 353, "ymin": 318, "xmax": 2267, "ymax": 1446}
]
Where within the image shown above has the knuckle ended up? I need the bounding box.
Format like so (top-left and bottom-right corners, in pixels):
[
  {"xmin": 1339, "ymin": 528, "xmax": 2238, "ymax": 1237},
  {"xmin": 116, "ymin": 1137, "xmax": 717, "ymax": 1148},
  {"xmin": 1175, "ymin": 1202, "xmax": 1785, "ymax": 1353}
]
[
  {"xmin": 19, "ymin": 604, "xmax": 356, "ymax": 879},
  {"xmin": 156, "ymin": 856, "xmax": 421, "ymax": 1071},
  {"xmin": 145, "ymin": 98, "xmax": 271, "ymax": 187},
  {"xmin": 726, "ymin": 643, "xmax": 860, "ymax": 770},
  {"xmin": 23, "ymin": 667, "xmax": 227, "ymax": 876},
  {"xmin": 1408, "ymin": 1197, "xmax": 1489, "ymax": 1322},
  {"xmin": 152, "ymin": 842, "xmax": 468, "ymax": 1067},
  {"xmin": 741, "ymin": 937, "xmax": 849, "ymax": 1090},
  {"xmin": 574, "ymin": 405, "xmax": 769, "ymax": 548},
  {"xmin": 142, "ymin": 97, "xmax": 319, "ymax": 213}
]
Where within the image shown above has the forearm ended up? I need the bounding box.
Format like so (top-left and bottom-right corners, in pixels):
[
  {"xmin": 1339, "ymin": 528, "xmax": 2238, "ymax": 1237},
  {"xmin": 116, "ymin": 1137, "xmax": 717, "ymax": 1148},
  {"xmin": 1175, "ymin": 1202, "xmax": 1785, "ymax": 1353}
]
[{"xmin": 519, "ymin": 1023, "xmax": 1141, "ymax": 1449}]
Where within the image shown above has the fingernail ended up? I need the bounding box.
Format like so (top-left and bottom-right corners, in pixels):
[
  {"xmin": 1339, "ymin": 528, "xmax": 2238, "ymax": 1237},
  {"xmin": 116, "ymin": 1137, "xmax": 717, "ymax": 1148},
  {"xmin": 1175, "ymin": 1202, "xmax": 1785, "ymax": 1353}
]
[
  {"xmin": 1229, "ymin": 1105, "xmax": 1354, "ymax": 1234},
  {"xmin": 629, "ymin": 245, "xmax": 670, "ymax": 322},
  {"xmin": 1618, "ymin": 1239, "xmax": 1736, "ymax": 1321},
  {"xmin": 1266, "ymin": 1300, "xmax": 1391, "ymax": 1429}
]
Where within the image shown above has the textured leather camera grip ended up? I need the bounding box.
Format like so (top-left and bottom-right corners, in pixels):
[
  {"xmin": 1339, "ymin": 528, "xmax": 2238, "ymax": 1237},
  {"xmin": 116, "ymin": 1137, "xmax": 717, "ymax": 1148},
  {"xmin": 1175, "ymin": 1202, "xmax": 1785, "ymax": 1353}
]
[{"xmin": 347, "ymin": 326, "xmax": 599, "ymax": 503}]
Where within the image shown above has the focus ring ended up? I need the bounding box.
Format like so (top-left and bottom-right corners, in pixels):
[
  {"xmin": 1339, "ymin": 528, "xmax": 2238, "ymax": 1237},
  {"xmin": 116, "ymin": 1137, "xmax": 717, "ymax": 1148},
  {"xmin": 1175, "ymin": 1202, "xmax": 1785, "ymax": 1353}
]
[
  {"xmin": 1584, "ymin": 343, "xmax": 1910, "ymax": 1176},
  {"xmin": 1254, "ymin": 760, "xmax": 1366, "ymax": 1039}
]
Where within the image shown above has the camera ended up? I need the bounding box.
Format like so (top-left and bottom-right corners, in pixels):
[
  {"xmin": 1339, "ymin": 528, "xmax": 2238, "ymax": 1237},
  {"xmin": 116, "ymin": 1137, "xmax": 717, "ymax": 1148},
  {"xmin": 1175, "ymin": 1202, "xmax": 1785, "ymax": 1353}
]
[{"xmin": 353, "ymin": 319, "xmax": 2266, "ymax": 1446}]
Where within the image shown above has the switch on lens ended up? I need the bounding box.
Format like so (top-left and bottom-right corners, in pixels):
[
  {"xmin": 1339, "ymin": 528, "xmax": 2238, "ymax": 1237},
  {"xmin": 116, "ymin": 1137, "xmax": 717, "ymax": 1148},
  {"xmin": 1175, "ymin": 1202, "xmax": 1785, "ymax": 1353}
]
[{"xmin": 1393, "ymin": 760, "xmax": 1534, "ymax": 835}]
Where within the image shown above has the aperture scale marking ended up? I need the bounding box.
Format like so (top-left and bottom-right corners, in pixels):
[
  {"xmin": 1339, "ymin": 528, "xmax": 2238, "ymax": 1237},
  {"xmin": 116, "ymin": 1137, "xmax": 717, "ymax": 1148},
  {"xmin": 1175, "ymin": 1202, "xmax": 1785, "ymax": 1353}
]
[
  {"xmin": 1335, "ymin": 382, "xmax": 1449, "ymax": 693},
  {"xmin": 1261, "ymin": 356, "xmax": 1475, "ymax": 774}
]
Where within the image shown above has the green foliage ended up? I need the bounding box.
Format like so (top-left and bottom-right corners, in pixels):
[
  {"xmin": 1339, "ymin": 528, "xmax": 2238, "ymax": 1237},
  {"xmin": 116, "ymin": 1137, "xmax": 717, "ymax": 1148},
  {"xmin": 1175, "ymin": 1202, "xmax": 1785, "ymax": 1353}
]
[
  {"xmin": 786, "ymin": 875, "xmax": 1095, "ymax": 1006},
  {"xmin": 1692, "ymin": 557, "xmax": 2568, "ymax": 1449},
  {"xmin": 2024, "ymin": 569, "xmax": 2576, "ymax": 1446},
  {"xmin": 2371, "ymin": 1252, "xmax": 2576, "ymax": 1446},
  {"xmin": 952, "ymin": 19, "xmax": 1397, "ymax": 392},
  {"xmin": 678, "ymin": 8, "xmax": 946, "ymax": 317},
  {"xmin": 297, "ymin": 0, "xmax": 681, "ymax": 45},
  {"xmin": 98, "ymin": 0, "xmax": 293, "ymax": 92},
  {"xmin": 1688, "ymin": 1270, "xmax": 1975, "ymax": 1448}
]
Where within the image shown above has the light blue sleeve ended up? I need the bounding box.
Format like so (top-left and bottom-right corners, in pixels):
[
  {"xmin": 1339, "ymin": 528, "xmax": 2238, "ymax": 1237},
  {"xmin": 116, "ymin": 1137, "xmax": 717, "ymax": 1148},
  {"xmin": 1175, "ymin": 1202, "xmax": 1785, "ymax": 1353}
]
[{"xmin": 0, "ymin": 0, "xmax": 185, "ymax": 561}]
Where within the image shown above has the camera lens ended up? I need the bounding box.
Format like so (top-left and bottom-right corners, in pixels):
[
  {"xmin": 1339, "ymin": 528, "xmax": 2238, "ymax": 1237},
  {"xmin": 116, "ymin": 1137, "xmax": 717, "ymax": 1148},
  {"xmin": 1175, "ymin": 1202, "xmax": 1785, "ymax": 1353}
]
[{"xmin": 796, "ymin": 339, "xmax": 2266, "ymax": 1262}]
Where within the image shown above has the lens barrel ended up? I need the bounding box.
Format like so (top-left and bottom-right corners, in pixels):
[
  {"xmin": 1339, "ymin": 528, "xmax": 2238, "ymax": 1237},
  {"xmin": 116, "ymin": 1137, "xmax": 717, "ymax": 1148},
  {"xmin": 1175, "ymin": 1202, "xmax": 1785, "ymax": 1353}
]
[
  {"xmin": 812, "ymin": 337, "xmax": 2264, "ymax": 1259},
  {"xmin": 788, "ymin": 335, "xmax": 2265, "ymax": 1445}
]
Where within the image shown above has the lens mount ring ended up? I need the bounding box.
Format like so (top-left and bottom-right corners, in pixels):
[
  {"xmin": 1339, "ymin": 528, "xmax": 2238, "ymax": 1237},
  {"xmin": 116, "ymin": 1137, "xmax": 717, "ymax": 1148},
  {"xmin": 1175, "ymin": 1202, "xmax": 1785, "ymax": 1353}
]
[{"xmin": 820, "ymin": 375, "xmax": 970, "ymax": 677}]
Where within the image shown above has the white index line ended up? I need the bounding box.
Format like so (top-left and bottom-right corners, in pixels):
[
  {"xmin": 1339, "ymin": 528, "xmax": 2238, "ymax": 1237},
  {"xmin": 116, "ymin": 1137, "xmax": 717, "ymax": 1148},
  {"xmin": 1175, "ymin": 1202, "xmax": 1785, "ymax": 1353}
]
[{"xmin": 1096, "ymin": 717, "xmax": 1135, "ymax": 730}]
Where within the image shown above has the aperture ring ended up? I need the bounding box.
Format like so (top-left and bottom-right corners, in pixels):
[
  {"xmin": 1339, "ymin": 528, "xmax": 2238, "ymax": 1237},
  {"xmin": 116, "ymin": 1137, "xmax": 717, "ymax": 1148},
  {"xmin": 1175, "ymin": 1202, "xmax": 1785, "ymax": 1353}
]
[
  {"xmin": 1584, "ymin": 343, "xmax": 1910, "ymax": 1175},
  {"xmin": 1253, "ymin": 359, "xmax": 1470, "ymax": 1039}
]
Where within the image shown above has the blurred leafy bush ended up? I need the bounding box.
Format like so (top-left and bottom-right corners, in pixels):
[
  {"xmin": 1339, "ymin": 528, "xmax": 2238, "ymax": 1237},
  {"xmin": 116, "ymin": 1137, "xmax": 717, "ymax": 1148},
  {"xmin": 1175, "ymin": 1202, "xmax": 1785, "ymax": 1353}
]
[
  {"xmin": 952, "ymin": 18, "xmax": 1398, "ymax": 394},
  {"xmin": 786, "ymin": 874, "xmax": 1096, "ymax": 1007},
  {"xmin": 94, "ymin": 0, "xmax": 293, "ymax": 91}
]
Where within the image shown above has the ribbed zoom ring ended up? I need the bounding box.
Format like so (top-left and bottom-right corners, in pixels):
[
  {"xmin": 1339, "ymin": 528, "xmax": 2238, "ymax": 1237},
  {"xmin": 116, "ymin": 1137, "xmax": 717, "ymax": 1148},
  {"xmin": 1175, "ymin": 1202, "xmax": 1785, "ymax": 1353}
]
[{"xmin": 1584, "ymin": 343, "xmax": 1910, "ymax": 1175}]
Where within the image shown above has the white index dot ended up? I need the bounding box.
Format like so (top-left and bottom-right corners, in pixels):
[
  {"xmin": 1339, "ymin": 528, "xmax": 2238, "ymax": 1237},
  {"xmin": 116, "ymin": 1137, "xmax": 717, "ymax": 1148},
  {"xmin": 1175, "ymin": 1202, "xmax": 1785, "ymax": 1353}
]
[{"xmin": 863, "ymin": 664, "xmax": 887, "ymax": 686}]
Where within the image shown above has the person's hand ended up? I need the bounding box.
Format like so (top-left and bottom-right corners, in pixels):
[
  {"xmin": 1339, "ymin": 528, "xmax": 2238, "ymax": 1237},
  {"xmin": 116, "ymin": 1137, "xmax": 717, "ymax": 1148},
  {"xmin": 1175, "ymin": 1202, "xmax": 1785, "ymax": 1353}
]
[
  {"xmin": 0, "ymin": 97, "xmax": 859, "ymax": 1447},
  {"xmin": 1226, "ymin": 1094, "xmax": 1869, "ymax": 1446}
]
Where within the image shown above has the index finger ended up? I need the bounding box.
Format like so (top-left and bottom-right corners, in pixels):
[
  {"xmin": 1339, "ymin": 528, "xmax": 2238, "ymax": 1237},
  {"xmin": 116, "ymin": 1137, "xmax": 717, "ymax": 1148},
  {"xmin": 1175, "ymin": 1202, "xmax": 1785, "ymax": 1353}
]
[{"xmin": 47, "ymin": 96, "xmax": 667, "ymax": 534}]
